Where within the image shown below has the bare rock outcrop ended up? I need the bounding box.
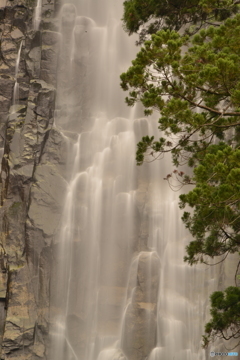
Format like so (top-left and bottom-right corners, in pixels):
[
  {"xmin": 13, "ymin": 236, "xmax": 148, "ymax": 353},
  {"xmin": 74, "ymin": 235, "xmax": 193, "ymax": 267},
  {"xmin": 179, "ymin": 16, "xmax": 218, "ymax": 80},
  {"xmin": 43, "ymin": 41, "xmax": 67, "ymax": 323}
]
[{"xmin": 0, "ymin": 0, "xmax": 64, "ymax": 358}]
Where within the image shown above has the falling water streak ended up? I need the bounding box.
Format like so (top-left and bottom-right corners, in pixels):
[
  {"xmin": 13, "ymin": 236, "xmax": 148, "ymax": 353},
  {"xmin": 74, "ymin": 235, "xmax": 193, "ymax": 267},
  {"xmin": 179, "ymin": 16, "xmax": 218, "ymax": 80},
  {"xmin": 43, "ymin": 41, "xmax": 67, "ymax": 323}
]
[
  {"xmin": 13, "ymin": 40, "xmax": 23, "ymax": 106},
  {"xmin": 60, "ymin": 134, "xmax": 83, "ymax": 318},
  {"xmin": 51, "ymin": 322, "xmax": 79, "ymax": 360},
  {"xmin": 33, "ymin": 0, "xmax": 42, "ymax": 30},
  {"xmin": 15, "ymin": 41, "xmax": 23, "ymax": 79},
  {"xmin": 13, "ymin": 82, "xmax": 19, "ymax": 106}
]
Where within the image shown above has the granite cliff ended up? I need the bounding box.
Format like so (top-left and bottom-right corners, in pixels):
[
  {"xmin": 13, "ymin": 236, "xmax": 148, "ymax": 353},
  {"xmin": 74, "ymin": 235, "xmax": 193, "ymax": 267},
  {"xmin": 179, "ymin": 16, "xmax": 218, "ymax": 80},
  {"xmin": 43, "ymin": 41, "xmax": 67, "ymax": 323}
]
[{"xmin": 0, "ymin": 0, "xmax": 67, "ymax": 358}]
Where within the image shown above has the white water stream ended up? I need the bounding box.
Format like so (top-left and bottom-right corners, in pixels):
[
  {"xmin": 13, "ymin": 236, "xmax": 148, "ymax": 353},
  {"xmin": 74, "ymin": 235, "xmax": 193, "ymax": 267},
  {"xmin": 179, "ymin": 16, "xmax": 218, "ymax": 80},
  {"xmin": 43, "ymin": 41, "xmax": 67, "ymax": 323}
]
[
  {"xmin": 12, "ymin": 40, "xmax": 23, "ymax": 106},
  {"xmin": 33, "ymin": 0, "xmax": 42, "ymax": 30},
  {"xmin": 48, "ymin": 1, "xmax": 232, "ymax": 360}
]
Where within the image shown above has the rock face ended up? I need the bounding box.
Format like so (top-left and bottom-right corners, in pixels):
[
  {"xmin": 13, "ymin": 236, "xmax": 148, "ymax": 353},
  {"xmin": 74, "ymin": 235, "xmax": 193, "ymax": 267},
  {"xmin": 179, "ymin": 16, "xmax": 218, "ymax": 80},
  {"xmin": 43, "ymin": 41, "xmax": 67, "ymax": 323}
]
[{"xmin": 0, "ymin": 0, "xmax": 64, "ymax": 358}]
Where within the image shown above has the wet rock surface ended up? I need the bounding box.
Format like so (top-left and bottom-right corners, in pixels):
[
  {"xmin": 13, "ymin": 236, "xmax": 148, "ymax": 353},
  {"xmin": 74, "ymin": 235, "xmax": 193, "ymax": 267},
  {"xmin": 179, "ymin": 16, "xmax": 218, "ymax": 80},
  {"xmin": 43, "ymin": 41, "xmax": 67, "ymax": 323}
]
[{"xmin": 121, "ymin": 251, "xmax": 160, "ymax": 360}]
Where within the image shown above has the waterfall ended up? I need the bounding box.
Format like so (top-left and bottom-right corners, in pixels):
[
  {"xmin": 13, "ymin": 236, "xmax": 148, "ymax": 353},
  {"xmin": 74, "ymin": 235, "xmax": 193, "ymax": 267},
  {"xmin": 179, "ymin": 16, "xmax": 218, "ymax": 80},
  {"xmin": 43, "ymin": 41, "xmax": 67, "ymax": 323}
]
[
  {"xmin": 33, "ymin": 0, "xmax": 42, "ymax": 30},
  {"xmin": 49, "ymin": 1, "xmax": 233, "ymax": 360},
  {"xmin": 12, "ymin": 40, "xmax": 23, "ymax": 106}
]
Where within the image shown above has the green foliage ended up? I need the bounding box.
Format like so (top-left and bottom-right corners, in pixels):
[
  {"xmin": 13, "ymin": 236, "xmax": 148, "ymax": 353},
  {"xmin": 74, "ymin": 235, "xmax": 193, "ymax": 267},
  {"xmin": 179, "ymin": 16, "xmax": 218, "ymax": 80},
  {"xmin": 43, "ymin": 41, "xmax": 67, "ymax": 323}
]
[
  {"xmin": 121, "ymin": 1, "xmax": 240, "ymax": 349},
  {"xmin": 203, "ymin": 286, "xmax": 240, "ymax": 347},
  {"xmin": 179, "ymin": 143, "xmax": 240, "ymax": 264},
  {"xmin": 122, "ymin": 0, "xmax": 240, "ymax": 43},
  {"xmin": 120, "ymin": 15, "xmax": 240, "ymax": 165}
]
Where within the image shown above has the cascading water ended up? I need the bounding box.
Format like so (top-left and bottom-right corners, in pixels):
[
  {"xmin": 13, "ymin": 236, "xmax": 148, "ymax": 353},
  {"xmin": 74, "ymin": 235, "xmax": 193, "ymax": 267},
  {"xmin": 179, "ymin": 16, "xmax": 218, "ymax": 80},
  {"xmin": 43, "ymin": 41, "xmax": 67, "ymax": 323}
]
[
  {"xmin": 12, "ymin": 40, "xmax": 23, "ymax": 106},
  {"xmin": 49, "ymin": 1, "xmax": 235, "ymax": 360}
]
